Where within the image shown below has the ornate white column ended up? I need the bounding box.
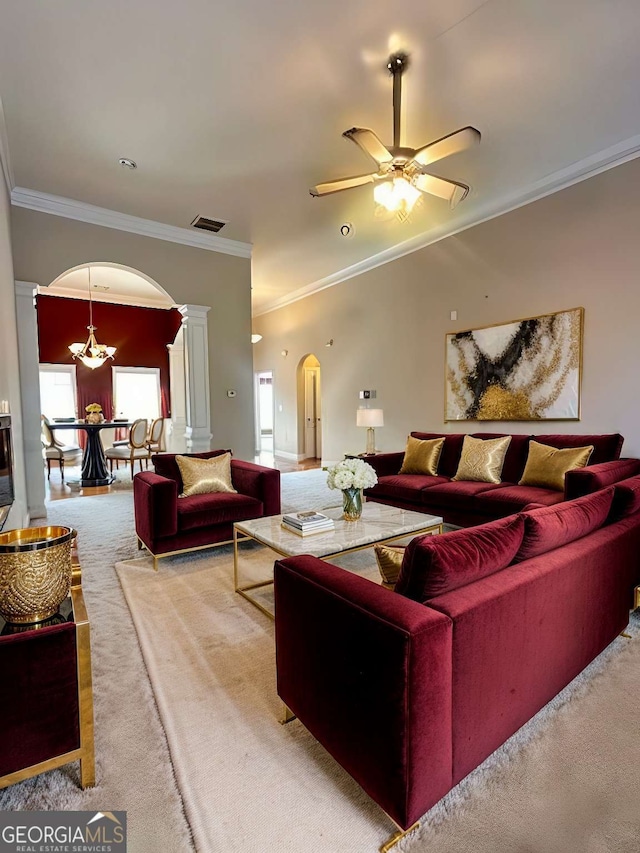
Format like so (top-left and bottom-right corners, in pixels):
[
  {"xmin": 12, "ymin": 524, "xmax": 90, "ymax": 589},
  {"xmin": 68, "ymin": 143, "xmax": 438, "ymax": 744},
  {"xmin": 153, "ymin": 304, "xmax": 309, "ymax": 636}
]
[
  {"xmin": 15, "ymin": 281, "xmax": 46, "ymax": 520},
  {"xmin": 166, "ymin": 326, "xmax": 187, "ymax": 453},
  {"xmin": 178, "ymin": 304, "xmax": 212, "ymax": 452}
]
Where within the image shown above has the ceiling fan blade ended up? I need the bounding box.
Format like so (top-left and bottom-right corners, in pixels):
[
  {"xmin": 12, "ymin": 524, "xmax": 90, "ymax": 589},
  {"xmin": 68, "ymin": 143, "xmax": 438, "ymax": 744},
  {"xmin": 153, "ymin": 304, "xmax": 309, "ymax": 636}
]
[
  {"xmin": 310, "ymin": 173, "xmax": 378, "ymax": 197},
  {"xmin": 412, "ymin": 127, "xmax": 481, "ymax": 167},
  {"xmin": 414, "ymin": 173, "xmax": 470, "ymax": 209},
  {"xmin": 343, "ymin": 128, "xmax": 394, "ymax": 166}
]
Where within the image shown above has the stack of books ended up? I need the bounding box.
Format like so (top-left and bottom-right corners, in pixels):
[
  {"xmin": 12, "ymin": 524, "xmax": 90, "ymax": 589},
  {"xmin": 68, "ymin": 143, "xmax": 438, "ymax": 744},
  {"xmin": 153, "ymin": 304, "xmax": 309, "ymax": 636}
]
[{"xmin": 281, "ymin": 511, "xmax": 335, "ymax": 537}]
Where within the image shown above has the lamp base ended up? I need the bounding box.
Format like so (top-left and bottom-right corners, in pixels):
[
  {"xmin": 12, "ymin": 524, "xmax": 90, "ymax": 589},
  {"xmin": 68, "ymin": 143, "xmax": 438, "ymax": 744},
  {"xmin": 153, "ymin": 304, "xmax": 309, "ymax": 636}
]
[{"xmin": 365, "ymin": 427, "xmax": 376, "ymax": 455}]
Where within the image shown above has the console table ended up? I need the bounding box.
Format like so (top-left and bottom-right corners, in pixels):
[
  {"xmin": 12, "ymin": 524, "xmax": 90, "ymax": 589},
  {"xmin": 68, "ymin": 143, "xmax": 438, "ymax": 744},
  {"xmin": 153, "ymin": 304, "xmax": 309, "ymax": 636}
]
[{"xmin": 48, "ymin": 421, "xmax": 134, "ymax": 487}]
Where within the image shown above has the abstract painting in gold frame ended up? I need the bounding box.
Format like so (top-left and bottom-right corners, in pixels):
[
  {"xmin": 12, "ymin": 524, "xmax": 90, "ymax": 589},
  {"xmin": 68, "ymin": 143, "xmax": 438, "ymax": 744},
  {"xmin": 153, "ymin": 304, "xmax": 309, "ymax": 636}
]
[{"xmin": 445, "ymin": 307, "xmax": 583, "ymax": 421}]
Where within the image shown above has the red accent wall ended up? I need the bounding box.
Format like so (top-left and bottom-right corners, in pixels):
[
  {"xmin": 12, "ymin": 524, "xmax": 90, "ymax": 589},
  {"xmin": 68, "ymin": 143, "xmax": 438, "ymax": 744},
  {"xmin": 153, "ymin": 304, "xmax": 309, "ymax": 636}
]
[{"xmin": 37, "ymin": 295, "xmax": 183, "ymax": 421}]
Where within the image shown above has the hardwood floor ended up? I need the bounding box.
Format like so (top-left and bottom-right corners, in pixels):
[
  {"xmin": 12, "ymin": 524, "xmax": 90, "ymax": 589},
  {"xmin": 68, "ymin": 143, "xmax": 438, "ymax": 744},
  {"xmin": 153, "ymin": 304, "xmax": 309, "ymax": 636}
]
[{"xmin": 43, "ymin": 454, "xmax": 322, "ymax": 501}]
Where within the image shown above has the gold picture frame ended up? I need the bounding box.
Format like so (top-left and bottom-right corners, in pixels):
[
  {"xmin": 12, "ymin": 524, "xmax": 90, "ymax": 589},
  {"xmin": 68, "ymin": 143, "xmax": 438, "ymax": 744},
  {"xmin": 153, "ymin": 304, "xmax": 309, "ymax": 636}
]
[{"xmin": 445, "ymin": 307, "xmax": 584, "ymax": 421}]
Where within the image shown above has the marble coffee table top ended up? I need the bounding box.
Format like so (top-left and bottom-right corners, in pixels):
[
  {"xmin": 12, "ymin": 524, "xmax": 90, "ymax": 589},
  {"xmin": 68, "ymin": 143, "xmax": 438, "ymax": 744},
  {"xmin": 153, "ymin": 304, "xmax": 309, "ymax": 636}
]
[{"xmin": 235, "ymin": 502, "xmax": 443, "ymax": 559}]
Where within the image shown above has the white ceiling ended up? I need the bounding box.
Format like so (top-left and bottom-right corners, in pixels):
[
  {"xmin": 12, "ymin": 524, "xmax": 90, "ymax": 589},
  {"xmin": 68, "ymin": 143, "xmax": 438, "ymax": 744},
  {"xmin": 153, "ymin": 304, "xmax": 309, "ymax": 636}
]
[{"xmin": 1, "ymin": 0, "xmax": 640, "ymax": 315}]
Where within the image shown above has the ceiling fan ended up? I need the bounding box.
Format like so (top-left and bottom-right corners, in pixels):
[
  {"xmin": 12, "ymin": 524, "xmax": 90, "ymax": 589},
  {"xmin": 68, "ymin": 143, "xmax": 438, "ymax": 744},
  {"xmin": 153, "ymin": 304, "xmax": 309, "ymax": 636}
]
[{"xmin": 310, "ymin": 52, "xmax": 480, "ymax": 217}]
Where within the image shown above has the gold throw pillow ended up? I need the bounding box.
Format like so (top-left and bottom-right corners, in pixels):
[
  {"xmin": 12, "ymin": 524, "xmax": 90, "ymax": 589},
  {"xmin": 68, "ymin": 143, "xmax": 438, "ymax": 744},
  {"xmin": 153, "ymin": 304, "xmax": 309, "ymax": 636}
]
[
  {"xmin": 176, "ymin": 453, "xmax": 237, "ymax": 497},
  {"xmin": 374, "ymin": 543, "xmax": 406, "ymax": 589},
  {"xmin": 519, "ymin": 440, "xmax": 594, "ymax": 491},
  {"xmin": 452, "ymin": 435, "xmax": 512, "ymax": 484},
  {"xmin": 399, "ymin": 436, "xmax": 445, "ymax": 476}
]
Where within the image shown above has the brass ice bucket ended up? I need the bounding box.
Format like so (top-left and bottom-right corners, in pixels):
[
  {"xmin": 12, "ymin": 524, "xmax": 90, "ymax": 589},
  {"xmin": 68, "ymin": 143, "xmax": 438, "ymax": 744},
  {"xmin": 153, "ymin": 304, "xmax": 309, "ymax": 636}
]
[{"xmin": 0, "ymin": 526, "xmax": 77, "ymax": 624}]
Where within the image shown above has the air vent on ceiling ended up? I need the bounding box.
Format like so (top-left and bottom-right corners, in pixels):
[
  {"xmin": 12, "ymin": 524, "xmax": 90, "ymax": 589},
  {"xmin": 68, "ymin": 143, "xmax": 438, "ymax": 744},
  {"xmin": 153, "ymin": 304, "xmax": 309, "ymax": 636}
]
[{"xmin": 190, "ymin": 215, "xmax": 227, "ymax": 233}]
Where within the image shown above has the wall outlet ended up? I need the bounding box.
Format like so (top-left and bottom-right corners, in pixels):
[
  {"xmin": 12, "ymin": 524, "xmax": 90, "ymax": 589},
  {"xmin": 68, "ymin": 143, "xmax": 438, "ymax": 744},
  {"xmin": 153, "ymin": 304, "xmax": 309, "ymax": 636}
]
[{"xmin": 450, "ymin": 310, "xmax": 458, "ymax": 321}]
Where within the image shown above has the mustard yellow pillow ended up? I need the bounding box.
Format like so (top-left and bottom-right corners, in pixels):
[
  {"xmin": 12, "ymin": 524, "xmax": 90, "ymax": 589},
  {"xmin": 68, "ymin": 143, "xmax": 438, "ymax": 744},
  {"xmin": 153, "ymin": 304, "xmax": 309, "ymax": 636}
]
[
  {"xmin": 399, "ymin": 436, "xmax": 445, "ymax": 476},
  {"xmin": 452, "ymin": 435, "xmax": 511, "ymax": 484},
  {"xmin": 374, "ymin": 543, "xmax": 406, "ymax": 589},
  {"xmin": 519, "ymin": 440, "xmax": 594, "ymax": 491},
  {"xmin": 176, "ymin": 452, "xmax": 237, "ymax": 497}
]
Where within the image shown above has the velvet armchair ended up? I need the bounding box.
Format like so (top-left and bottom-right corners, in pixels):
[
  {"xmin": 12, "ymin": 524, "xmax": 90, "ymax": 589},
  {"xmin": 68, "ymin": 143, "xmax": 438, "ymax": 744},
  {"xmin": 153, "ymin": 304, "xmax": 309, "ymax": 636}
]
[{"xmin": 134, "ymin": 450, "xmax": 281, "ymax": 569}]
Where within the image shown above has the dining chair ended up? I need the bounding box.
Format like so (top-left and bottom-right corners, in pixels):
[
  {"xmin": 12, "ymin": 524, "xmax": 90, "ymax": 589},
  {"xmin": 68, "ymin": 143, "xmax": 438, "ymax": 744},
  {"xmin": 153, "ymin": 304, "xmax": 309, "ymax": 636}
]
[
  {"xmin": 146, "ymin": 417, "xmax": 166, "ymax": 453},
  {"xmin": 41, "ymin": 416, "xmax": 81, "ymax": 481},
  {"xmin": 104, "ymin": 419, "xmax": 151, "ymax": 478}
]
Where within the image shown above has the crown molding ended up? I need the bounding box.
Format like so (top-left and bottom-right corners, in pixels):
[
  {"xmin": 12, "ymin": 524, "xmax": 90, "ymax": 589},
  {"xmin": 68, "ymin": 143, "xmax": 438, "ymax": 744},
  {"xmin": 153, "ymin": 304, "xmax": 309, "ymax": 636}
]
[
  {"xmin": 10, "ymin": 186, "xmax": 253, "ymax": 258},
  {"xmin": 254, "ymin": 133, "xmax": 640, "ymax": 317},
  {"xmin": 0, "ymin": 97, "xmax": 15, "ymax": 195}
]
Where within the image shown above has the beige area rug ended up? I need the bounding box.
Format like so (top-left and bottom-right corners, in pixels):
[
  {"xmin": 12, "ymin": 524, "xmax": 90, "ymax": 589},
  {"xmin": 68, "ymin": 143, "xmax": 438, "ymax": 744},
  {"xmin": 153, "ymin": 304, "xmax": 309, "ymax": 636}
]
[{"xmin": 117, "ymin": 539, "xmax": 640, "ymax": 853}]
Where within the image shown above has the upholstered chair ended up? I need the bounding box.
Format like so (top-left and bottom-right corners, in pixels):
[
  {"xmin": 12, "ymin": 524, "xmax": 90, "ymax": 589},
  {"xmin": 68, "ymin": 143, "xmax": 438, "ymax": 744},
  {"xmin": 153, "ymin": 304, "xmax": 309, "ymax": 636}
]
[
  {"xmin": 105, "ymin": 418, "xmax": 151, "ymax": 478},
  {"xmin": 41, "ymin": 416, "xmax": 81, "ymax": 481},
  {"xmin": 146, "ymin": 417, "xmax": 166, "ymax": 453}
]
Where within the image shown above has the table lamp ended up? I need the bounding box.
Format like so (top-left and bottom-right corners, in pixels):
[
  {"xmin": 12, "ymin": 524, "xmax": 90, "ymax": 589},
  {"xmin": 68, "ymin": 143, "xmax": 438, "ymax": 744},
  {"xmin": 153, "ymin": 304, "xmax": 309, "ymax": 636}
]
[{"xmin": 356, "ymin": 408, "xmax": 384, "ymax": 455}]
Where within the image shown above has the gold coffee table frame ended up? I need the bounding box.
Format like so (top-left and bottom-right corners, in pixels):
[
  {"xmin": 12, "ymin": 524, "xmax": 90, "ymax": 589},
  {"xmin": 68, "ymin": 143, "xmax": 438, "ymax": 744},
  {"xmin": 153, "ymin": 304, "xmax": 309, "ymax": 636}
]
[{"xmin": 234, "ymin": 505, "xmax": 443, "ymax": 620}]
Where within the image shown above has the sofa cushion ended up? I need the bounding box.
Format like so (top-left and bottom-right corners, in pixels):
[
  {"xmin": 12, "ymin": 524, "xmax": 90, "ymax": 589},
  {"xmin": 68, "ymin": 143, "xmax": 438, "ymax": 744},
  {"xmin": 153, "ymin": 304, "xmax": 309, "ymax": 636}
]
[
  {"xmin": 177, "ymin": 492, "xmax": 263, "ymax": 531},
  {"xmin": 416, "ymin": 480, "xmax": 506, "ymax": 511},
  {"xmin": 515, "ymin": 486, "xmax": 615, "ymax": 562},
  {"xmin": 395, "ymin": 514, "xmax": 525, "ymax": 602},
  {"xmin": 153, "ymin": 449, "xmax": 229, "ymax": 491},
  {"xmin": 371, "ymin": 474, "xmax": 450, "ymax": 504},
  {"xmin": 176, "ymin": 452, "xmax": 237, "ymax": 496},
  {"xmin": 471, "ymin": 434, "xmax": 532, "ymax": 484},
  {"xmin": 399, "ymin": 436, "xmax": 445, "ymax": 475},
  {"xmin": 411, "ymin": 433, "xmax": 466, "ymax": 478},
  {"xmin": 519, "ymin": 440, "xmax": 593, "ymax": 491},
  {"xmin": 534, "ymin": 433, "xmax": 623, "ymax": 464},
  {"xmin": 475, "ymin": 484, "xmax": 565, "ymax": 516},
  {"xmin": 374, "ymin": 543, "xmax": 406, "ymax": 588},
  {"xmin": 610, "ymin": 476, "xmax": 640, "ymax": 522},
  {"xmin": 452, "ymin": 435, "xmax": 511, "ymax": 484}
]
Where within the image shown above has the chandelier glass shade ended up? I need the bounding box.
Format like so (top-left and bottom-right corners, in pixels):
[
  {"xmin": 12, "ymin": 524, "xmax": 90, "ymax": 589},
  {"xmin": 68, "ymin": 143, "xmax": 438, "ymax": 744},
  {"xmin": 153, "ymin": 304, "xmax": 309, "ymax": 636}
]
[
  {"xmin": 68, "ymin": 267, "xmax": 116, "ymax": 370},
  {"xmin": 373, "ymin": 176, "xmax": 421, "ymax": 215}
]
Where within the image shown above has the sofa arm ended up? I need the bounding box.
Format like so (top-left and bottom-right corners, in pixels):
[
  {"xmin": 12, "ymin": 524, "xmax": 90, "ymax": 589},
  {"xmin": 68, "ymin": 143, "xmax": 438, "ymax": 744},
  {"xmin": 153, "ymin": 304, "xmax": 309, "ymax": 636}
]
[
  {"xmin": 364, "ymin": 451, "xmax": 405, "ymax": 478},
  {"xmin": 565, "ymin": 458, "xmax": 640, "ymax": 501},
  {"xmin": 133, "ymin": 471, "xmax": 178, "ymax": 546},
  {"xmin": 274, "ymin": 555, "xmax": 452, "ymax": 830},
  {"xmin": 231, "ymin": 460, "xmax": 281, "ymax": 516}
]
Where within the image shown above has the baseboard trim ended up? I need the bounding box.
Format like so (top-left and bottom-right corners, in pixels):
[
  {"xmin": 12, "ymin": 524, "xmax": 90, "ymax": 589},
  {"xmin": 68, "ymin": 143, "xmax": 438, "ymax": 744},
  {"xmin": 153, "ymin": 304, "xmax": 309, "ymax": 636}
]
[{"xmin": 274, "ymin": 451, "xmax": 306, "ymax": 462}]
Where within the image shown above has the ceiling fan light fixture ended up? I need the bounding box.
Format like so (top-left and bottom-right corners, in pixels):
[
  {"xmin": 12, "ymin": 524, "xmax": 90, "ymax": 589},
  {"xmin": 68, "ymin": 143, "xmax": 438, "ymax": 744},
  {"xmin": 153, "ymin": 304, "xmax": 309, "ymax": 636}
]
[{"xmin": 374, "ymin": 176, "xmax": 421, "ymax": 214}]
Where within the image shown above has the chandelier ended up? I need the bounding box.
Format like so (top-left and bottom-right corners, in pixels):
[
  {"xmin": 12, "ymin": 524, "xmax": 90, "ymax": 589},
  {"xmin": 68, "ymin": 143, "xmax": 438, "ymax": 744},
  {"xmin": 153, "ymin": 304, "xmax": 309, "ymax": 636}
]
[{"xmin": 68, "ymin": 266, "xmax": 117, "ymax": 370}]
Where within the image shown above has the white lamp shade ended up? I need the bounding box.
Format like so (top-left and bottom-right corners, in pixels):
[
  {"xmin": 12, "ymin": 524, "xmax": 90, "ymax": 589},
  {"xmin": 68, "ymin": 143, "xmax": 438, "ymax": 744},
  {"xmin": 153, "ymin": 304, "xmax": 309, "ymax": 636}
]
[{"xmin": 356, "ymin": 408, "xmax": 384, "ymax": 428}]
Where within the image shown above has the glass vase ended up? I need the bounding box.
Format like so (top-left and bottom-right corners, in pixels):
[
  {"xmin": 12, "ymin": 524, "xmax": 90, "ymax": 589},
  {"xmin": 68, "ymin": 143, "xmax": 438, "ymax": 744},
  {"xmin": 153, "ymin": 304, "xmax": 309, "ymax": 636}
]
[{"xmin": 342, "ymin": 487, "xmax": 363, "ymax": 522}]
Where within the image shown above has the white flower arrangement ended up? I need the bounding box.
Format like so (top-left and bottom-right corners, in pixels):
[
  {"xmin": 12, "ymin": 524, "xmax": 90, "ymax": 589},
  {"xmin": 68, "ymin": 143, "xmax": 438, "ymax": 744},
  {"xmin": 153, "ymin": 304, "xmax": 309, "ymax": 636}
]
[{"xmin": 326, "ymin": 457, "xmax": 378, "ymax": 491}]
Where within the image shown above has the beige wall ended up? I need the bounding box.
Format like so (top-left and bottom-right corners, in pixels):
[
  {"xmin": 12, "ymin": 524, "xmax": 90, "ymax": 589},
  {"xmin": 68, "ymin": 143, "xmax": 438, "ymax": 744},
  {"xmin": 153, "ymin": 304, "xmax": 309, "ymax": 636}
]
[
  {"xmin": 254, "ymin": 157, "xmax": 640, "ymax": 462},
  {"xmin": 0, "ymin": 182, "xmax": 28, "ymax": 526},
  {"xmin": 10, "ymin": 207, "xmax": 255, "ymax": 460}
]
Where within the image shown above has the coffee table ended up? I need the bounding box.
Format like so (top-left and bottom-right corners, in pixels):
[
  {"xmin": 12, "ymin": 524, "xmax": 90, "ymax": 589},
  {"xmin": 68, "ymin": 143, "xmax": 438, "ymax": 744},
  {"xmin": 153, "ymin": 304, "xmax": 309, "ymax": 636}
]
[{"xmin": 233, "ymin": 503, "xmax": 443, "ymax": 618}]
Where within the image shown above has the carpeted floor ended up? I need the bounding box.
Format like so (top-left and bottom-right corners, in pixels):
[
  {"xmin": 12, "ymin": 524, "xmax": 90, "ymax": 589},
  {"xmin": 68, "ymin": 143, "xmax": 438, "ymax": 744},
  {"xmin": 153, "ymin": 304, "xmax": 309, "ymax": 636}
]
[{"xmin": 3, "ymin": 470, "xmax": 640, "ymax": 853}]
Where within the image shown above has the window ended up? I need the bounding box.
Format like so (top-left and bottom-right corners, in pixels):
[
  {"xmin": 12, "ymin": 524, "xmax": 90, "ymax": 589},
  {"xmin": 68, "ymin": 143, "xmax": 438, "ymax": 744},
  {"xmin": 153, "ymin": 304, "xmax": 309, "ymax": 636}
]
[
  {"xmin": 113, "ymin": 367, "xmax": 161, "ymax": 422},
  {"xmin": 39, "ymin": 365, "xmax": 77, "ymax": 420}
]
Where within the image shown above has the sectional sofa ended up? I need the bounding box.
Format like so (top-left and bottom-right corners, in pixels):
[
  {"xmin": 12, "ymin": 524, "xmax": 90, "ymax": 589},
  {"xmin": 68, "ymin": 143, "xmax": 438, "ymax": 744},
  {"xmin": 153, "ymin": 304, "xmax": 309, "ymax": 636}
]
[
  {"xmin": 274, "ymin": 476, "xmax": 640, "ymax": 839},
  {"xmin": 364, "ymin": 432, "xmax": 640, "ymax": 527}
]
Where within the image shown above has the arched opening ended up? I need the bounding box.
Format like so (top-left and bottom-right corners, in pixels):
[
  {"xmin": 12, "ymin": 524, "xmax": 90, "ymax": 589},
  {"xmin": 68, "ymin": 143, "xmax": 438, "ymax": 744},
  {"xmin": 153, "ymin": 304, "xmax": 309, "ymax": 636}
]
[
  {"xmin": 297, "ymin": 354, "xmax": 322, "ymax": 460},
  {"xmin": 35, "ymin": 262, "xmax": 184, "ymax": 494}
]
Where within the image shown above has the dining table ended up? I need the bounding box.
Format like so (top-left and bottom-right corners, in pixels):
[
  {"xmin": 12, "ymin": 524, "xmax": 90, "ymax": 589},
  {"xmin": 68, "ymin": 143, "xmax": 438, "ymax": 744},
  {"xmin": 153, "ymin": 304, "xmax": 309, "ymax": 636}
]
[{"xmin": 47, "ymin": 421, "xmax": 135, "ymax": 487}]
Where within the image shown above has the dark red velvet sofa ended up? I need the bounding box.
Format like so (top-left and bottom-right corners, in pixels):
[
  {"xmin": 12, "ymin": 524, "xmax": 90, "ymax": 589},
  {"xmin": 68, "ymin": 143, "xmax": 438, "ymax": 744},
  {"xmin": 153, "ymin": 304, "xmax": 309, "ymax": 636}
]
[
  {"xmin": 364, "ymin": 432, "xmax": 640, "ymax": 527},
  {"xmin": 274, "ymin": 477, "xmax": 640, "ymax": 836},
  {"xmin": 133, "ymin": 450, "xmax": 281, "ymax": 568}
]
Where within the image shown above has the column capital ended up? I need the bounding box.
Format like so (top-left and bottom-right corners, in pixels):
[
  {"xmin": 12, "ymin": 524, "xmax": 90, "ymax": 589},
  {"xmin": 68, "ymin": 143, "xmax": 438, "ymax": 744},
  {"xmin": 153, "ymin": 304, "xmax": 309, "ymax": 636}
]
[
  {"xmin": 15, "ymin": 281, "xmax": 39, "ymax": 299},
  {"xmin": 178, "ymin": 304, "xmax": 211, "ymax": 320}
]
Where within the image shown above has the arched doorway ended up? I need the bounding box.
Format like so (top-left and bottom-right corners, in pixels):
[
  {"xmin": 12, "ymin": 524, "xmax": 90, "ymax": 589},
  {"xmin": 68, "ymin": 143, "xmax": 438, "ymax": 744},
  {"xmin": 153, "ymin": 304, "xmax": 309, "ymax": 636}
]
[{"xmin": 297, "ymin": 354, "xmax": 322, "ymax": 460}]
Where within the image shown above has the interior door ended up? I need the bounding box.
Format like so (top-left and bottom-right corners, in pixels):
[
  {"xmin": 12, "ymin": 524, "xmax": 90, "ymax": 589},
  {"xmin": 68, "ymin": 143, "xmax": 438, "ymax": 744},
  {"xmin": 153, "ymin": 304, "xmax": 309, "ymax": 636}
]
[{"xmin": 304, "ymin": 368, "xmax": 319, "ymax": 458}]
